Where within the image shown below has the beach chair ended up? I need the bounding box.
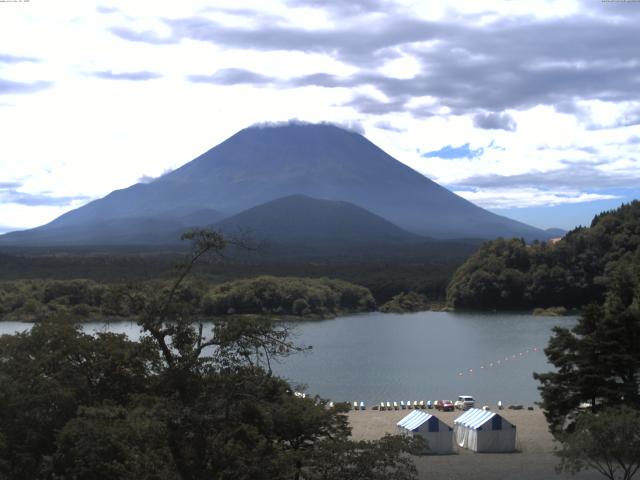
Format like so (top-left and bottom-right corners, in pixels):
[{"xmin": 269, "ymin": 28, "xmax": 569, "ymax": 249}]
[
  {"xmin": 380, "ymin": 402, "xmax": 385, "ymax": 411},
  {"xmin": 353, "ymin": 401, "xmax": 358, "ymax": 411},
  {"xmin": 393, "ymin": 401, "xmax": 398, "ymax": 410},
  {"xmin": 360, "ymin": 401, "xmax": 365, "ymax": 410},
  {"xmin": 401, "ymin": 401, "xmax": 406, "ymax": 409}
]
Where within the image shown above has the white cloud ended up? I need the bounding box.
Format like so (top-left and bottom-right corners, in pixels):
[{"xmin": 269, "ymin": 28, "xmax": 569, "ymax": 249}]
[
  {"xmin": 455, "ymin": 188, "xmax": 619, "ymax": 209},
  {"xmin": 0, "ymin": 0, "xmax": 638, "ymax": 232}
]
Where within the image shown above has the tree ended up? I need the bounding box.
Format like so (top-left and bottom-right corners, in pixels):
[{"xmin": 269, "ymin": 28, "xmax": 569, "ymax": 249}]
[
  {"xmin": 534, "ymin": 252, "xmax": 640, "ymax": 435},
  {"xmin": 557, "ymin": 406, "xmax": 640, "ymax": 480},
  {"xmin": 0, "ymin": 229, "xmax": 422, "ymax": 480},
  {"xmin": 306, "ymin": 434, "xmax": 426, "ymax": 480}
]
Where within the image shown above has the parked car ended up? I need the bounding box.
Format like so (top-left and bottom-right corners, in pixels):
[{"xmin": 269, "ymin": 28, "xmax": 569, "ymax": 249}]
[
  {"xmin": 454, "ymin": 395, "xmax": 475, "ymax": 410},
  {"xmin": 434, "ymin": 400, "xmax": 455, "ymax": 412}
]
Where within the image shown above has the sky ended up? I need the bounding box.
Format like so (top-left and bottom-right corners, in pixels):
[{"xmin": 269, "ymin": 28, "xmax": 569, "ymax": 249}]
[{"xmin": 1, "ymin": 0, "xmax": 639, "ymax": 234}]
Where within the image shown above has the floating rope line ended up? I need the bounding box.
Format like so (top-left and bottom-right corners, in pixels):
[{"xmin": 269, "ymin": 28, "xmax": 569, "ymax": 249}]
[{"xmin": 457, "ymin": 346, "xmax": 540, "ymax": 377}]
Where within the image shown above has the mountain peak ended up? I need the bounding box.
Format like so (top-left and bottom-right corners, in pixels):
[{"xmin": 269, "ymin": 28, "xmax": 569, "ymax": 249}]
[{"xmin": 0, "ymin": 122, "xmax": 551, "ymax": 246}]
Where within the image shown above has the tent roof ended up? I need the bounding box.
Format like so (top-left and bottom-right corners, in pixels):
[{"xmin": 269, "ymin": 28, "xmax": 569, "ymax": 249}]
[
  {"xmin": 397, "ymin": 410, "xmax": 441, "ymax": 431},
  {"xmin": 454, "ymin": 408, "xmax": 510, "ymax": 430}
]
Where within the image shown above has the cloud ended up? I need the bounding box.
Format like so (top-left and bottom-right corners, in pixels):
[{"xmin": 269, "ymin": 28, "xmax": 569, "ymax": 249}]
[
  {"xmin": 187, "ymin": 68, "xmax": 273, "ymax": 86},
  {"xmin": 422, "ymin": 143, "xmax": 484, "ymax": 160},
  {"xmin": 0, "ymin": 53, "xmax": 38, "ymax": 64},
  {"xmin": 288, "ymin": 73, "xmax": 349, "ymax": 88},
  {"xmin": 92, "ymin": 70, "xmax": 162, "ymax": 81},
  {"xmin": 157, "ymin": 13, "xmax": 640, "ymax": 115},
  {"xmin": 333, "ymin": 119, "xmax": 365, "ymax": 135},
  {"xmin": 0, "ymin": 189, "xmax": 89, "ymax": 207},
  {"xmin": 373, "ymin": 120, "xmax": 404, "ymax": 132},
  {"xmin": 106, "ymin": 7, "xmax": 640, "ymax": 122},
  {"xmin": 109, "ymin": 26, "xmax": 177, "ymax": 45},
  {"xmin": 341, "ymin": 93, "xmax": 407, "ymax": 115},
  {"xmin": 160, "ymin": 16, "xmax": 446, "ymax": 68},
  {"xmin": 96, "ymin": 6, "xmax": 118, "ymax": 14},
  {"xmin": 452, "ymin": 165, "xmax": 640, "ymax": 191},
  {"xmin": 249, "ymin": 118, "xmax": 364, "ymax": 134},
  {"xmin": 284, "ymin": 0, "xmax": 395, "ymax": 16},
  {"xmin": 0, "ymin": 181, "xmax": 22, "ymax": 189},
  {"xmin": 473, "ymin": 112, "xmax": 516, "ymax": 131},
  {"xmin": 454, "ymin": 187, "xmax": 619, "ymax": 209},
  {"xmin": 137, "ymin": 175, "xmax": 155, "ymax": 184},
  {"xmin": 137, "ymin": 168, "xmax": 174, "ymax": 184},
  {"xmin": 0, "ymin": 78, "xmax": 52, "ymax": 95}
]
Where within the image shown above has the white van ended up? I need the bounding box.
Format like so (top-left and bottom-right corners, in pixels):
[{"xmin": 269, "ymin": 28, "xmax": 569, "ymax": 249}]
[{"xmin": 454, "ymin": 395, "xmax": 475, "ymax": 410}]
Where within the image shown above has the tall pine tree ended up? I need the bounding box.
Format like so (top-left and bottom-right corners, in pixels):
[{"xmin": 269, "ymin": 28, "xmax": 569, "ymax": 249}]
[{"xmin": 535, "ymin": 249, "xmax": 640, "ymax": 435}]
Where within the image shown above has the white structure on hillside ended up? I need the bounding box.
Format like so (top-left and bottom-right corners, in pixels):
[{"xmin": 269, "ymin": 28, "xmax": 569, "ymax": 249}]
[
  {"xmin": 454, "ymin": 408, "xmax": 516, "ymax": 452},
  {"xmin": 396, "ymin": 410, "xmax": 453, "ymax": 454}
]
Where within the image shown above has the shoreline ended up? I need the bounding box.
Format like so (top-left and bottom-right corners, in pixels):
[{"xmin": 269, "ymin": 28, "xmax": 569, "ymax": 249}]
[{"xmin": 348, "ymin": 408, "xmax": 601, "ymax": 480}]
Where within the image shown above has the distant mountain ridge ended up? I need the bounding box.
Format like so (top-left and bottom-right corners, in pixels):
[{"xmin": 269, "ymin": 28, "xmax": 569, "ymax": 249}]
[
  {"xmin": 0, "ymin": 122, "xmax": 552, "ymax": 246},
  {"xmin": 214, "ymin": 194, "xmax": 420, "ymax": 244}
]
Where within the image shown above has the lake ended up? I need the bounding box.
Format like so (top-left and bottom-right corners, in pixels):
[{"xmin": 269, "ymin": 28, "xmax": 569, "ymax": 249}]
[{"xmin": 0, "ymin": 311, "xmax": 576, "ymax": 405}]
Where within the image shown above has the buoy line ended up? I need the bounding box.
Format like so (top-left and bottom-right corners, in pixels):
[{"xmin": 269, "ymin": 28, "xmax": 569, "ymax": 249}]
[{"xmin": 457, "ymin": 346, "xmax": 540, "ymax": 377}]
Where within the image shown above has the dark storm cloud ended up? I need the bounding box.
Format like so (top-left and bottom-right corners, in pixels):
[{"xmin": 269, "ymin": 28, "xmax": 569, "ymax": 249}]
[
  {"xmin": 473, "ymin": 112, "xmax": 516, "ymax": 131},
  {"xmin": 111, "ymin": 8, "xmax": 640, "ymax": 118},
  {"xmin": 453, "ymin": 165, "xmax": 640, "ymax": 190},
  {"xmin": 0, "ymin": 78, "xmax": 52, "ymax": 95},
  {"xmin": 92, "ymin": 70, "xmax": 162, "ymax": 81},
  {"xmin": 0, "ymin": 53, "xmax": 38, "ymax": 64},
  {"xmin": 188, "ymin": 68, "xmax": 274, "ymax": 85}
]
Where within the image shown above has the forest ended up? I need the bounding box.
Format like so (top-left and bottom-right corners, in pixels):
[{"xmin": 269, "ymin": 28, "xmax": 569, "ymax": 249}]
[
  {"xmin": 0, "ymin": 231, "xmax": 423, "ymax": 479},
  {"xmin": 446, "ymin": 201, "xmax": 640, "ymax": 311},
  {"xmin": 0, "ymin": 276, "xmax": 377, "ymax": 322}
]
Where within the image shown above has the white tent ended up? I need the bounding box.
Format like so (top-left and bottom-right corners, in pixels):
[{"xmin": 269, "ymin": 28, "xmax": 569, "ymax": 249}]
[
  {"xmin": 454, "ymin": 408, "xmax": 516, "ymax": 453},
  {"xmin": 396, "ymin": 410, "xmax": 454, "ymax": 454}
]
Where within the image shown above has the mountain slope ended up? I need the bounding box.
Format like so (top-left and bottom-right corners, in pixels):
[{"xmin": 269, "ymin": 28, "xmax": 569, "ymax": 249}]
[
  {"xmin": 213, "ymin": 194, "xmax": 421, "ymax": 245},
  {"xmin": 211, "ymin": 194, "xmax": 480, "ymax": 261},
  {"xmin": 0, "ymin": 122, "xmax": 549, "ymax": 245},
  {"xmin": 0, "ymin": 208, "xmax": 223, "ymax": 246}
]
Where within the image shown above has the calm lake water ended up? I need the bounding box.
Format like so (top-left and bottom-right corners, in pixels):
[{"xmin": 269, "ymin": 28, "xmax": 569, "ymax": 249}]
[{"xmin": 0, "ymin": 311, "xmax": 576, "ymax": 405}]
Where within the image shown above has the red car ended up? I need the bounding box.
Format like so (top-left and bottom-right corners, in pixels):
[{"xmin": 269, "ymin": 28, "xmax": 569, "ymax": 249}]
[{"xmin": 434, "ymin": 400, "xmax": 455, "ymax": 412}]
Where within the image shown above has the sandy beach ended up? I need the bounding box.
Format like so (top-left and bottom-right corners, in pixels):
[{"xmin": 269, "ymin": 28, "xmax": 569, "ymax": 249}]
[{"xmin": 348, "ymin": 407, "xmax": 602, "ymax": 480}]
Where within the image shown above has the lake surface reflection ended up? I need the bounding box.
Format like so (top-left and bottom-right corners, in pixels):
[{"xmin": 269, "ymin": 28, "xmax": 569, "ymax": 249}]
[{"xmin": 0, "ymin": 311, "xmax": 576, "ymax": 405}]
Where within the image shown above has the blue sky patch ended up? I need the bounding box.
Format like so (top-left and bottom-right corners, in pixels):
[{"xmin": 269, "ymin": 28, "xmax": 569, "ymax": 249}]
[{"xmin": 422, "ymin": 143, "xmax": 484, "ymax": 159}]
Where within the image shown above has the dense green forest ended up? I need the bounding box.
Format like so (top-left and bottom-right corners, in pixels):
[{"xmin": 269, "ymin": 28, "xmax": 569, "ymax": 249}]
[
  {"xmin": 0, "ymin": 242, "xmax": 470, "ymax": 318},
  {"xmin": 0, "ymin": 231, "xmax": 423, "ymax": 479},
  {"xmin": 446, "ymin": 201, "xmax": 640, "ymax": 310},
  {"xmin": 0, "ymin": 255, "xmax": 464, "ymax": 305},
  {"xmin": 202, "ymin": 276, "xmax": 375, "ymax": 317},
  {"xmin": 0, "ymin": 276, "xmax": 377, "ymax": 322}
]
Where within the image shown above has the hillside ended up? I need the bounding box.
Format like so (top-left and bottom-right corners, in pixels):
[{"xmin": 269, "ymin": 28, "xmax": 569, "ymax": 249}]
[
  {"xmin": 214, "ymin": 194, "xmax": 420, "ymax": 244},
  {"xmin": 446, "ymin": 200, "xmax": 640, "ymax": 310},
  {"xmin": 0, "ymin": 123, "xmax": 550, "ymax": 246}
]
